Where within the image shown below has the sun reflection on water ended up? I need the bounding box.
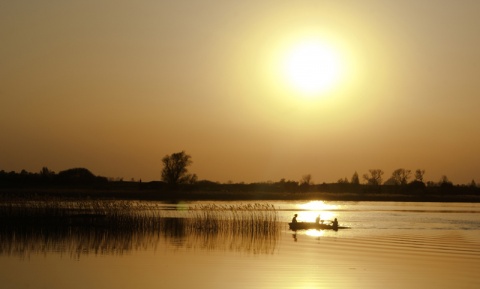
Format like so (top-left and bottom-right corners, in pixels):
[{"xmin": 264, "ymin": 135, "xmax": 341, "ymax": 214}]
[
  {"xmin": 305, "ymin": 229, "xmax": 324, "ymax": 237},
  {"xmin": 296, "ymin": 201, "xmax": 338, "ymax": 222}
]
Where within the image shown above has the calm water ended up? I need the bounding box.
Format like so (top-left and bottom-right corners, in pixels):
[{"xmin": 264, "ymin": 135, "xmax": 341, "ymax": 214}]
[{"xmin": 1, "ymin": 201, "xmax": 479, "ymax": 289}]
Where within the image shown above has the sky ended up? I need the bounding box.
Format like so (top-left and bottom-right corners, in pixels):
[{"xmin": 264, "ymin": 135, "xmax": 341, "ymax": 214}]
[{"xmin": 1, "ymin": 0, "xmax": 479, "ymax": 184}]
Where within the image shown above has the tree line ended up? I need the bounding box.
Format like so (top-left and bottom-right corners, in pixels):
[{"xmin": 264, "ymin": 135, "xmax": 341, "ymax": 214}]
[
  {"xmin": 1, "ymin": 151, "xmax": 478, "ymax": 194},
  {"xmin": 161, "ymin": 151, "xmax": 477, "ymax": 188},
  {"xmin": 337, "ymin": 168, "xmax": 477, "ymax": 189},
  {"xmin": 0, "ymin": 167, "xmax": 107, "ymax": 187}
]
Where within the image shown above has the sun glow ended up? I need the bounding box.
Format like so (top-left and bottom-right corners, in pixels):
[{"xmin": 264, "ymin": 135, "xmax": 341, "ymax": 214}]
[
  {"xmin": 305, "ymin": 229, "xmax": 325, "ymax": 237},
  {"xmin": 296, "ymin": 201, "xmax": 338, "ymax": 222},
  {"xmin": 282, "ymin": 39, "xmax": 343, "ymax": 97}
]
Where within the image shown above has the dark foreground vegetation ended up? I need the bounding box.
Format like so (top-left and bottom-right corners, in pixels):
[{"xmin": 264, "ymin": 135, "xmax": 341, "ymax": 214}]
[
  {"xmin": 0, "ymin": 201, "xmax": 279, "ymax": 256},
  {"xmin": 1, "ymin": 167, "xmax": 479, "ymax": 202}
]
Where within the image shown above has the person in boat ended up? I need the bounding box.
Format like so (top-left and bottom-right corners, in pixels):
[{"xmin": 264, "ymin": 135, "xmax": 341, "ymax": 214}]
[
  {"xmin": 332, "ymin": 218, "xmax": 339, "ymax": 228},
  {"xmin": 292, "ymin": 214, "xmax": 298, "ymax": 223}
]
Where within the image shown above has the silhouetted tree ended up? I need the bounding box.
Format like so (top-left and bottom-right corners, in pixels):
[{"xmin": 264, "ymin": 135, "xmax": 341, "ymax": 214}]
[
  {"xmin": 439, "ymin": 175, "xmax": 450, "ymax": 184},
  {"xmin": 439, "ymin": 175, "xmax": 453, "ymax": 186},
  {"xmin": 300, "ymin": 174, "xmax": 312, "ymax": 186},
  {"xmin": 351, "ymin": 171, "xmax": 360, "ymax": 185},
  {"xmin": 439, "ymin": 175, "xmax": 454, "ymax": 192},
  {"xmin": 57, "ymin": 168, "xmax": 98, "ymax": 184},
  {"xmin": 161, "ymin": 151, "xmax": 195, "ymax": 186},
  {"xmin": 470, "ymin": 180, "xmax": 477, "ymax": 188},
  {"xmin": 276, "ymin": 178, "xmax": 299, "ymax": 192},
  {"xmin": 363, "ymin": 169, "xmax": 384, "ymax": 186},
  {"xmin": 40, "ymin": 167, "xmax": 55, "ymax": 177},
  {"xmin": 188, "ymin": 173, "xmax": 198, "ymax": 184},
  {"xmin": 414, "ymin": 169, "xmax": 425, "ymax": 182},
  {"xmin": 383, "ymin": 177, "xmax": 397, "ymax": 186},
  {"xmin": 426, "ymin": 181, "xmax": 436, "ymax": 187},
  {"xmin": 408, "ymin": 180, "xmax": 426, "ymax": 191},
  {"xmin": 391, "ymin": 168, "xmax": 411, "ymax": 185}
]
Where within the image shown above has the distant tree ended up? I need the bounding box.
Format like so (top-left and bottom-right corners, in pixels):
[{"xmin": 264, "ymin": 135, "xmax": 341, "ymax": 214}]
[
  {"xmin": 337, "ymin": 177, "xmax": 349, "ymax": 184},
  {"xmin": 391, "ymin": 168, "xmax": 411, "ymax": 185},
  {"xmin": 56, "ymin": 168, "xmax": 104, "ymax": 184},
  {"xmin": 383, "ymin": 177, "xmax": 397, "ymax": 186},
  {"xmin": 439, "ymin": 175, "xmax": 454, "ymax": 191},
  {"xmin": 161, "ymin": 151, "xmax": 195, "ymax": 186},
  {"xmin": 426, "ymin": 181, "xmax": 436, "ymax": 187},
  {"xmin": 40, "ymin": 167, "xmax": 55, "ymax": 177},
  {"xmin": 188, "ymin": 173, "xmax": 198, "ymax": 184},
  {"xmin": 300, "ymin": 174, "xmax": 313, "ymax": 186},
  {"xmin": 363, "ymin": 169, "xmax": 384, "ymax": 186},
  {"xmin": 414, "ymin": 169, "xmax": 425, "ymax": 182},
  {"xmin": 276, "ymin": 179, "xmax": 299, "ymax": 192},
  {"xmin": 407, "ymin": 179, "xmax": 426, "ymax": 190},
  {"xmin": 351, "ymin": 171, "xmax": 360, "ymax": 185},
  {"xmin": 299, "ymin": 174, "xmax": 312, "ymax": 192},
  {"xmin": 470, "ymin": 179, "xmax": 477, "ymax": 188},
  {"xmin": 439, "ymin": 175, "xmax": 452, "ymax": 185}
]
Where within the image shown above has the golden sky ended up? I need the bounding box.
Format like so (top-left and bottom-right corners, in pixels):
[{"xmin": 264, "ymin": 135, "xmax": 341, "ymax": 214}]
[{"xmin": 1, "ymin": 1, "xmax": 479, "ymax": 184}]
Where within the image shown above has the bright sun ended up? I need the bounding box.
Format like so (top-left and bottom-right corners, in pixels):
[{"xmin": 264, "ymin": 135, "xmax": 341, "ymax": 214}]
[{"xmin": 282, "ymin": 39, "xmax": 343, "ymax": 96}]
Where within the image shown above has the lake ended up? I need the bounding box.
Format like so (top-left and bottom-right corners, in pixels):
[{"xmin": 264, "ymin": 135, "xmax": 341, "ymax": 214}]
[{"xmin": 1, "ymin": 201, "xmax": 479, "ymax": 289}]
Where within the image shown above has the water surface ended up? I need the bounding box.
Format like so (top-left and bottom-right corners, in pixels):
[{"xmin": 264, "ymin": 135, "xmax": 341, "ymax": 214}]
[{"xmin": 1, "ymin": 201, "xmax": 479, "ymax": 289}]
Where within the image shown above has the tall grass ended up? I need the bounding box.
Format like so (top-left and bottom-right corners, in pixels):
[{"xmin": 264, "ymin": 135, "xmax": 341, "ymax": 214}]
[
  {"xmin": 0, "ymin": 200, "xmax": 280, "ymax": 257},
  {"xmin": 187, "ymin": 203, "xmax": 279, "ymax": 253},
  {"xmin": 189, "ymin": 203, "xmax": 278, "ymax": 234},
  {"xmin": 0, "ymin": 199, "xmax": 165, "ymax": 230},
  {"xmin": 0, "ymin": 199, "xmax": 167, "ymax": 258}
]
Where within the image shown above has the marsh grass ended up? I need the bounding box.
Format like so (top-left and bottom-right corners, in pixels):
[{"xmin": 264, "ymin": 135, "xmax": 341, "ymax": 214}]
[
  {"xmin": 0, "ymin": 199, "xmax": 165, "ymax": 230},
  {"xmin": 0, "ymin": 200, "xmax": 280, "ymax": 256},
  {"xmin": 0, "ymin": 199, "xmax": 157, "ymax": 258},
  {"xmin": 186, "ymin": 203, "xmax": 279, "ymax": 253},
  {"xmin": 189, "ymin": 203, "xmax": 278, "ymax": 234}
]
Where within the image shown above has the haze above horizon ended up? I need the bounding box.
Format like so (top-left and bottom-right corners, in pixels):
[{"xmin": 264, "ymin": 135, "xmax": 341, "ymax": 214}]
[{"xmin": 1, "ymin": 1, "xmax": 479, "ymax": 184}]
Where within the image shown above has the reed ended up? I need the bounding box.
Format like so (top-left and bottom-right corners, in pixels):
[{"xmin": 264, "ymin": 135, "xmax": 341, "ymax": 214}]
[
  {"xmin": 187, "ymin": 203, "xmax": 280, "ymax": 253},
  {"xmin": 189, "ymin": 203, "xmax": 277, "ymax": 229},
  {"xmin": 0, "ymin": 199, "xmax": 168, "ymax": 257},
  {"xmin": 0, "ymin": 200, "xmax": 280, "ymax": 256}
]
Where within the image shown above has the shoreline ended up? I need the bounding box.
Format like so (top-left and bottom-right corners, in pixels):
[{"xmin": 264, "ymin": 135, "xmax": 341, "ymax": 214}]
[{"xmin": 1, "ymin": 188, "xmax": 479, "ymax": 203}]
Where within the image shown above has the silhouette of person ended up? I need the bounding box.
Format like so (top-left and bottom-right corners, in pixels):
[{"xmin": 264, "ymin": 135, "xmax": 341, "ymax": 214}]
[
  {"xmin": 292, "ymin": 214, "xmax": 298, "ymax": 223},
  {"xmin": 315, "ymin": 215, "xmax": 321, "ymax": 224},
  {"xmin": 332, "ymin": 218, "xmax": 339, "ymax": 229}
]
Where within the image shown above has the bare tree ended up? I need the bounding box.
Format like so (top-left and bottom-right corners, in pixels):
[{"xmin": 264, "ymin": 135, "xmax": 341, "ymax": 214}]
[
  {"xmin": 363, "ymin": 169, "xmax": 384, "ymax": 186},
  {"xmin": 300, "ymin": 174, "xmax": 313, "ymax": 186},
  {"xmin": 439, "ymin": 175, "xmax": 452, "ymax": 186},
  {"xmin": 414, "ymin": 169, "xmax": 425, "ymax": 182},
  {"xmin": 391, "ymin": 168, "xmax": 411, "ymax": 185},
  {"xmin": 351, "ymin": 171, "xmax": 360, "ymax": 185},
  {"xmin": 161, "ymin": 151, "xmax": 195, "ymax": 186}
]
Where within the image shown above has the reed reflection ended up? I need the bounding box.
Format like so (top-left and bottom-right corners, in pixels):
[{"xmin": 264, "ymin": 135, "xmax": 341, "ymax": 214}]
[
  {"xmin": 0, "ymin": 200, "xmax": 280, "ymax": 258},
  {"xmin": 186, "ymin": 203, "xmax": 279, "ymax": 253}
]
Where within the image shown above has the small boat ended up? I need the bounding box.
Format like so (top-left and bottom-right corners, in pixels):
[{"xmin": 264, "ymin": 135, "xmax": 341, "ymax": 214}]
[{"xmin": 288, "ymin": 222, "xmax": 349, "ymax": 231}]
